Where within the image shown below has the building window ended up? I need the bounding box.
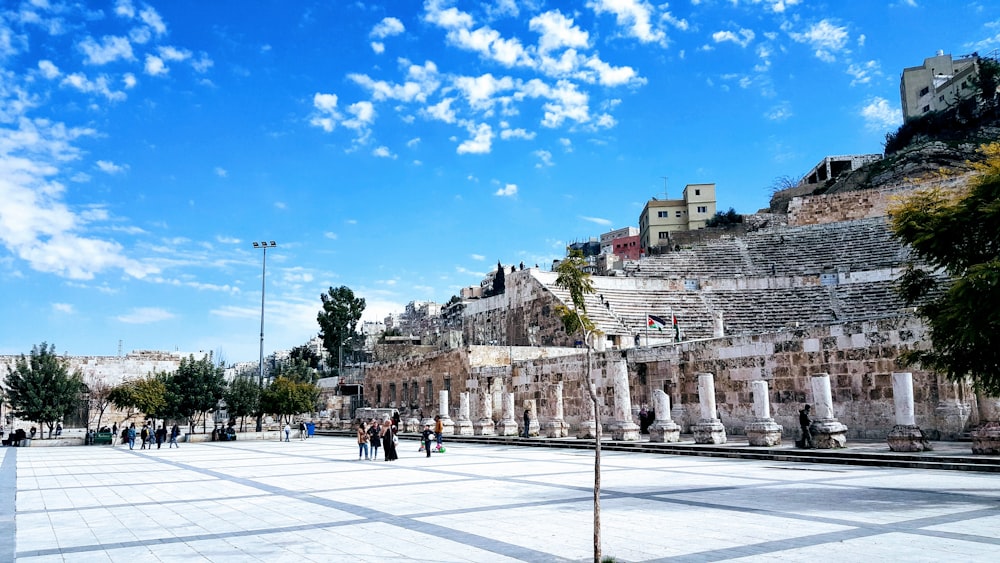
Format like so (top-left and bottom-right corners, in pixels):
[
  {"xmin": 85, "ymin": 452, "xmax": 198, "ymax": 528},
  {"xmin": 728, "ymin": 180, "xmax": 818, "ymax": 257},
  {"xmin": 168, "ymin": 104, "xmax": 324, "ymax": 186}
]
[
  {"xmin": 919, "ymin": 86, "xmax": 929, "ymax": 96},
  {"xmin": 697, "ymin": 206, "xmax": 707, "ymax": 213},
  {"xmin": 695, "ymin": 189, "xmax": 701, "ymax": 196},
  {"xmin": 658, "ymin": 232, "xmax": 670, "ymax": 239},
  {"xmin": 402, "ymin": 382, "xmax": 408, "ymax": 405},
  {"xmin": 922, "ymin": 105, "xmax": 930, "ymax": 113},
  {"xmin": 938, "ymin": 95, "xmax": 945, "ymax": 102},
  {"xmin": 376, "ymin": 384, "xmax": 382, "ymax": 405},
  {"xmin": 389, "ymin": 383, "xmax": 396, "ymax": 405},
  {"xmin": 675, "ymin": 211, "xmax": 682, "ymax": 217},
  {"xmin": 426, "ymin": 380, "xmax": 433, "ymax": 404},
  {"xmin": 657, "ymin": 211, "xmax": 669, "ymax": 218}
]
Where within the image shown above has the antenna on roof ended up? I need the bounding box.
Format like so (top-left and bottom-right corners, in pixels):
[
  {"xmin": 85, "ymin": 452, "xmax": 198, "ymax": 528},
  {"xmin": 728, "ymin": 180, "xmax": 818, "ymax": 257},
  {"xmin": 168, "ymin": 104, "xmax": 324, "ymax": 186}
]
[{"xmin": 660, "ymin": 176, "xmax": 668, "ymax": 199}]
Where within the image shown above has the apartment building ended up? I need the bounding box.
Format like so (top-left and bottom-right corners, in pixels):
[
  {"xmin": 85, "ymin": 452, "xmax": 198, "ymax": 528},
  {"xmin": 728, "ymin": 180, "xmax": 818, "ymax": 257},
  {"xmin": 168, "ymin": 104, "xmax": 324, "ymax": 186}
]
[
  {"xmin": 900, "ymin": 51, "xmax": 981, "ymax": 119},
  {"xmin": 638, "ymin": 183, "xmax": 716, "ymax": 252}
]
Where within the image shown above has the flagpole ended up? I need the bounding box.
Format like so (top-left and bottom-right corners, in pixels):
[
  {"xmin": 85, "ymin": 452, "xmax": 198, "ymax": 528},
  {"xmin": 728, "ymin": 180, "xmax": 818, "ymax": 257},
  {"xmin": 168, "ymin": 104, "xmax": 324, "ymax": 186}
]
[{"xmin": 644, "ymin": 307, "xmax": 648, "ymax": 346}]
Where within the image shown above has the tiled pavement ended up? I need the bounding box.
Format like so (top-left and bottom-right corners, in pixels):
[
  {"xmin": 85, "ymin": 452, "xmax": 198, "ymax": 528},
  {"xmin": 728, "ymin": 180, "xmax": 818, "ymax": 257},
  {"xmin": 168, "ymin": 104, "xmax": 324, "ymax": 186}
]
[{"xmin": 3, "ymin": 436, "xmax": 1000, "ymax": 562}]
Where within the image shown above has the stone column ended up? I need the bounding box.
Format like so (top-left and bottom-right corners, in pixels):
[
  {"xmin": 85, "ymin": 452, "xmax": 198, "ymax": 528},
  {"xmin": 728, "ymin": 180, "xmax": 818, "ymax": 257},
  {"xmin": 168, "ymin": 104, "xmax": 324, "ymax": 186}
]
[
  {"xmin": 454, "ymin": 392, "xmax": 474, "ymax": 436},
  {"xmin": 809, "ymin": 373, "xmax": 848, "ymax": 448},
  {"xmin": 713, "ymin": 312, "xmax": 725, "ymax": 338},
  {"xmin": 609, "ymin": 359, "xmax": 640, "ymax": 440},
  {"xmin": 526, "ymin": 399, "xmax": 540, "ymax": 437},
  {"xmin": 934, "ymin": 375, "xmax": 972, "ymax": 439},
  {"xmin": 437, "ymin": 390, "xmax": 454, "ymax": 435},
  {"xmin": 576, "ymin": 389, "xmax": 598, "ymax": 439},
  {"xmin": 497, "ymin": 392, "xmax": 519, "ymax": 436},
  {"xmin": 692, "ymin": 373, "xmax": 727, "ymax": 444},
  {"xmin": 474, "ymin": 389, "xmax": 496, "ymax": 436},
  {"xmin": 972, "ymin": 392, "xmax": 1000, "ymax": 455},
  {"xmin": 887, "ymin": 372, "xmax": 932, "ymax": 452},
  {"xmin": 648, "ymin": 389, "xmax": 680, "ymax": 442},
  {"xmin": 746, "ymin": 380, "xmax": 782, "ymax": 446},
  {"xmin": 544, "ymin": 381, "xmax": 568, "ymax": 438}
]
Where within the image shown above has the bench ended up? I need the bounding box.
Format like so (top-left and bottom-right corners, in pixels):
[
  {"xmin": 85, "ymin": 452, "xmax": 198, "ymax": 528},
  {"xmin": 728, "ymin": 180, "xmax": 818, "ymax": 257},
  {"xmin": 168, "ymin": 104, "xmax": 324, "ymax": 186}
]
[{"xmin": 93, "ymin": 432, "xmax": 113, "ymax": 445}]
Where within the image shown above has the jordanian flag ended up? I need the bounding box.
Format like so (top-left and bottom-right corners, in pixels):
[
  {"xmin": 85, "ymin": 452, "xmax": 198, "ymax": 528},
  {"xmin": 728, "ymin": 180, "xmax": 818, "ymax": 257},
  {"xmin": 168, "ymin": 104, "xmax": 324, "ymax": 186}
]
[{"xmin": 647, "ymin": 314, "xmax": 668, "ymax": 331}]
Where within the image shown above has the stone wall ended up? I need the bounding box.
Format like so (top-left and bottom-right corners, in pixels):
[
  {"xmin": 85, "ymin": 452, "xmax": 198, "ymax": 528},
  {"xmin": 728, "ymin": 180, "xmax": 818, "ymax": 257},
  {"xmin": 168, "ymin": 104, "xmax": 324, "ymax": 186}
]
[{"xmin": 361, "ymin": 315, "xmax": 980, "ymax": 439}]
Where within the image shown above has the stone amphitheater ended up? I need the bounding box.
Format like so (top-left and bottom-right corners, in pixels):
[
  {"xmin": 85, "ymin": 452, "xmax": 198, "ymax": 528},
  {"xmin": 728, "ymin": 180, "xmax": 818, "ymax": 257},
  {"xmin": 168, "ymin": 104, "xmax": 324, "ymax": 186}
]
[{"xmin": 365, "ymin": 166, "xmax": 989, "ymax": 445}]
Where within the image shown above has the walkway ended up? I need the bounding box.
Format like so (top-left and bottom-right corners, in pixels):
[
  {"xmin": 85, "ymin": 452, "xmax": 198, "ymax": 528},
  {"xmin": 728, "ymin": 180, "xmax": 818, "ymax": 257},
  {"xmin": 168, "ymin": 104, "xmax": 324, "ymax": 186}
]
[{"xmin": 3, "ymin": 436, "xmax": 1000, "ymax": 561}]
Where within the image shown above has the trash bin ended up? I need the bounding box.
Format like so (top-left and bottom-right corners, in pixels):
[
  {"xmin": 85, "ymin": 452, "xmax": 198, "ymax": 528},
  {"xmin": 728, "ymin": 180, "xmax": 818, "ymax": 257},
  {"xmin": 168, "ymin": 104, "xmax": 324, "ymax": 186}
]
[{"xmin": 306, "ymin": 422, "xmax": 315, "ymax": 437}]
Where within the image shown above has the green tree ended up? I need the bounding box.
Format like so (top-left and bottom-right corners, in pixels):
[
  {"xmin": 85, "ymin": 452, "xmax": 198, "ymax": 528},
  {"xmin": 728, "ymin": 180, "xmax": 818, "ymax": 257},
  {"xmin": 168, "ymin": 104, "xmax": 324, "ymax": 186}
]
[
  {"xmin": 109, "ymin": 375, "xmax": 168, "ymax": 421},
  {"xmin": 889, "ymin": 142, "xmax": 1000, "ymax": 394},
  {"xmin": 317, "ymin": 286, "xmax": 366, "ymax": 374},
  {"xmin": 3, "ymin": 343, "xmax": 84, "ymax": 438},
  {"xmin": 553, "ymin": 250, "xmax": 604, "ymax": 563},
  {"xmin": 170, "ymin": 354, "xmax": 226, "ymax": 431},
  {"xmin": 222, "ymin": 371, "xmax": 260, "ymax": 432},
  {"xmin": 261, "ymin": 377, "xmax": 320, "ymax": 423}
]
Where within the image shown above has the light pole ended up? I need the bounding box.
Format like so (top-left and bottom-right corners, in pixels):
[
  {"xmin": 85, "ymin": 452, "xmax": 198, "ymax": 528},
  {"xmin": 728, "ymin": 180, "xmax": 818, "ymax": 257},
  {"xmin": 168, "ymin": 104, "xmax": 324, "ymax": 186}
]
[{"xmin": 253, "ymin": 240, "xmax": 277, "ymax": 432}]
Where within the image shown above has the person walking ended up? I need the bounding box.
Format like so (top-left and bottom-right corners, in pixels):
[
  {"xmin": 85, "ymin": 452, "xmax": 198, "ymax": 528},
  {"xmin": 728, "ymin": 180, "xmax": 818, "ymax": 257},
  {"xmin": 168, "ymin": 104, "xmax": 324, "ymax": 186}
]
[
  {"xmin": 357, "ymin": 421, "xmax": 370, "ymax": 460},
  {"xmin": 55, "ymin": 423, "xmax": 63, "ymax": 437},
  {"xmin": 299, "ymin": 421, "xmax": 307, "ymax": 441},
  {"xmin": 169, "ymin": 424, "xmax": 180, "ymax": 448},
  {"xmin": 381, "ymin": 418, "xmax": 398, "ymax": 462},
  {"xmin": 799, "ymin": 405, "xmax": 815, "ymax": 448},
  {"xmin": 140, "ymin": 424, "xmax": 149, "ymax": 450},
  {"xmin": 434, "ymin": 415, "xmax": 444, "ymax": 450},
  {"xmin": 155, "ymin": 425, "xmax": 167, "ymax": 449},
  {"xmin": 127, "ymin": 423, "xmax": 136, "ymax": 450},
  {"xmin": 283, "ymin": 423, "xmax": 291, "ymax": 442},
  {"xmin": 523, "ymin": 409, "xmax": 531, "ymax": 438},
  {"xmin": 111, "ymin": 422, "xmax": 118, "ymax": 447},
  {"xmin": 421, "ymin": 424, "xmax": 434, "ymax": 458},
  {"xmin": 368, "ymin": 419, "xmax": 382, "ymax": 461}
]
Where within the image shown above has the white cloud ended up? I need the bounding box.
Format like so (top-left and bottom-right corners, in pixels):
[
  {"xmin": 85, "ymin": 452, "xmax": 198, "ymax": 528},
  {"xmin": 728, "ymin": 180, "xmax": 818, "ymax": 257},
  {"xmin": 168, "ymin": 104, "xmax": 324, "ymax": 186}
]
[
  {"xmin": 534, "ymin": 149, "xmax": 554, "ymax": 167},
  {"xmin": 370, "ymin": 41, "xmax": 385, "ymax": 54},
  {"xmin": 52, "ymin": 303, "xmax": 74, "ymax": 314},
  {"xmin": 324, "ymin": 232, "xmax": 338, "ymax": 240},
  {"xmin": 580, "ymin": 216, "xmax": 612, "ymax": 226},
  {"xmin": 138, "ymin": 6, "xmax": 167, "ymax": 36},
  {"xmin": 215, "ymin": 167, "xmax": 227, "ymax": 177},
  {"xmin": 116, "ymin": 307, "xmax": 175, "ymax": 324},
  {"xmin": 158, "ymin": 45, "xmax": 191, "ymax": 62},
  {"xmin": 559, "ymin": 137, "xmax": 573, "ymax": 152},
  {"xmin": 60, "ymin": 73, "xmax": 128, "ymax": 102},
  {"xmin": 144, "ymin": 54, "xmax": 167, "ymax": 76},
  {"xmin": 587, "ymin": 0, "xmax": 665, "ymax": 44},
  {"xmin": 494, "ymin": 183, "xmax": 518, "ymax": 197},
  {"xmin": 115, "ymin": 0, "xmax": 135, "ymax": 18},
  {"xmin": 343, "ymin": 101, "xmax": 376, "ymax": 130},
  {"xmin": 529, "ymin": 10, "xmax": 590, "ymax": 53},
  {"xmin": 470, "ymin": 254, "xmax": 485, "ymax": 261},
  {"xmin": 456, "ymin": 122, "xmax": 494, "ymax": 154},
  {"xmin": 79, "ymin": 35, "xmax": 134, "ymax": 65},
  {"xmin": 789, "ymin": 19, "xmax": 849, "ymax": 62},
  {"xmin": 310, "ymin": 92, "xmax": 342, "ymax": 132},
  {"xmin": 371, "ymin": 17, "xmax": 405, "ymax": 39},
  {"xmin": 372, "ymin": 146, "xmax": 397, "ymax": 159},
  {"xmin": 712, "ymin": 28, "xmax": 755, "ymax": 48},
  {"xmin": 406, "ymin": 137, "xmax": 421, "ymax": 148},
  {"xmin": 96, "ymin": 160, "xmax": 128, "ymax": 174},
  {"xmin": 847, "ymin": 60, "xmax": 880, "ymax": 86},
  {"xmin": 423, "ymin": 97, "xmax": 458, "ymax": 123},
  {"xmin": 860, "ymin": 97, "xmax": 901, "ymax": 130},
  {"xmin": 38, "ymin": 60, "xmax": 60, "ymax": 79},
  {"xmin": 765, "ymin": 102, "xmax": 793, "ymax": 121},
  {"xmin": 500, "ymin": 127, "xmax": 536, "ymax": 140}
]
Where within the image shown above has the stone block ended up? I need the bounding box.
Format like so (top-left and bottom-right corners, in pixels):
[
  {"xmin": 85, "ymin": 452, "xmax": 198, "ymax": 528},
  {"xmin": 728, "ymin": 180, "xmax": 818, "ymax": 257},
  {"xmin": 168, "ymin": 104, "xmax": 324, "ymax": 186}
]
[
  {"xmin": 887, "ymin": 424, "xmax": 932, "ymax": 452},
  {"xmin": 746, "ymin": 419, "xmax": 783, "ymax": 447},
  {"xmin": 693, "ymin": 420, "xmax": 727, "ymax": 444}
]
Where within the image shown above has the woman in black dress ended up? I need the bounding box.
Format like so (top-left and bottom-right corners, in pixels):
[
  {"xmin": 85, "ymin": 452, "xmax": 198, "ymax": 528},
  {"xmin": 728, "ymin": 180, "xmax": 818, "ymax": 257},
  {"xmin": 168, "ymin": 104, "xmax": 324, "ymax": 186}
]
[{"xmin": 381, "ymin": 418, "xmax": 398, "ymax": 461}]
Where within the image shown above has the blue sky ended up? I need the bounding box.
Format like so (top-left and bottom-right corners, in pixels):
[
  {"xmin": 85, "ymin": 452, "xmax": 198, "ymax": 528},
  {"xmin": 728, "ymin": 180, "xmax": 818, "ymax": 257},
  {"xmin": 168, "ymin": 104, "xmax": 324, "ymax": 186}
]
[{"xmin": 1, "ymin": 0, "xmax": 998, "ymax": 363}]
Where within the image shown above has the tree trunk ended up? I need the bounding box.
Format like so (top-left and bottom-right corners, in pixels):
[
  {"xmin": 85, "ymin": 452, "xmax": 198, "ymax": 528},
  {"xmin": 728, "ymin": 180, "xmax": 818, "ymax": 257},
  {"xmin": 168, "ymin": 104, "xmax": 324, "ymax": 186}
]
[{"xmin": 585, "ymin": 339, "xmax": 601, "ymax": 563}]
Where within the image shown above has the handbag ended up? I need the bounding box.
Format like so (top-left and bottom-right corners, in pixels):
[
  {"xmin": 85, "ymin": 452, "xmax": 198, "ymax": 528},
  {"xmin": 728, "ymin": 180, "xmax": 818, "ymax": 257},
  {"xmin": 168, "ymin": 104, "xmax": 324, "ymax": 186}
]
[{"xmin": 392, "ymin": 434, "xmax": 398, "ymax": 445}]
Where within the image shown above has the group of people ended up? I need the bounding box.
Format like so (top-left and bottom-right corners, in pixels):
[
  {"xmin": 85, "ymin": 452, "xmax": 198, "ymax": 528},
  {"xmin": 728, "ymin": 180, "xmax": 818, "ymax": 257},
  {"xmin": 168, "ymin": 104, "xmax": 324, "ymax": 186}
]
[
  {"xmin": 118, "ymin": 422, "xmax": 181, "ymax": 450},
  {"xmin": 355, "ymin": 417, "xmax": 399, "ymax": 461}
]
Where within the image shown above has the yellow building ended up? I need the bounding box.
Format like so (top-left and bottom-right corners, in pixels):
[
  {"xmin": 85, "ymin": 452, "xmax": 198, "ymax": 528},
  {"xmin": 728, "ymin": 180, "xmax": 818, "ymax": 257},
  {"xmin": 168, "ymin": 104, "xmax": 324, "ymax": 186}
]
[{"xmin": 638, "ymin": 183, "xmax": 716, "ymax": 252}]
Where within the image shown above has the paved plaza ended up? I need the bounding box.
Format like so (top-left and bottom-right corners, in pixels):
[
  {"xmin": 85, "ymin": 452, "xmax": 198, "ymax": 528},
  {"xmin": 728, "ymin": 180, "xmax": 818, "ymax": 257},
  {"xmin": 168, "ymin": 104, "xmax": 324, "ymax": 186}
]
[{"xmin": 2, "ymin": 436, "xmax": 1000, "ymax": 562}]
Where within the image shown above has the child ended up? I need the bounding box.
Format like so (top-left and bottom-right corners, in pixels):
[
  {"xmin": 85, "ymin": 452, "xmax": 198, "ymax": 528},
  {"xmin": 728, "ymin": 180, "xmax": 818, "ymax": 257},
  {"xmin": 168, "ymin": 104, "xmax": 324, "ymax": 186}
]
[{"xmin": 421, "ymin": 424, "xmax": 434, "ymax": 458}]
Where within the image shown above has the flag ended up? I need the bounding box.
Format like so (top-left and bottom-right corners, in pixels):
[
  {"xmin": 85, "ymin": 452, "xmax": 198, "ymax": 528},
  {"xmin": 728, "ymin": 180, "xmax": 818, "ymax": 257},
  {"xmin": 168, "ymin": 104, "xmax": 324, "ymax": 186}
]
[
  {"xmin": 672, "ymin": 313, "xmax": 680, "ymax": 341},
  {"xmin": 647, "ymin": 314, "xmax": 668, "ymax": 331}
]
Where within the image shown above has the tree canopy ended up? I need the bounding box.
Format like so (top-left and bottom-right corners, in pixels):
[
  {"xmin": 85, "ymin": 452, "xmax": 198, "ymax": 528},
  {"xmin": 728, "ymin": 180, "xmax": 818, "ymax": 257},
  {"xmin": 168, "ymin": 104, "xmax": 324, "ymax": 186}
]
[
  {"xmin": 317, "ymin": 286, "xmax": 366, "ymax": 370},
  {"xmin": 109, "ymin": 375, "xmax": 168, "ymax": 420},
  {"xmin": 222, "ymin": 371, "xmax": 261, "ymax": 432},
  {"xmin": 171, "ymin": 354, "xmax": 226, "ymax": 422},
  {"xmin": 3, "ymin": 342, "xmax": 84, "ymax": 437},
  {"xmin": 889, "ymin": 142, "xmax": 1000, "ymax": 394},
  {"xmin": 261, "ymin": 377, "xmax": 319, "ymax": 422}
]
